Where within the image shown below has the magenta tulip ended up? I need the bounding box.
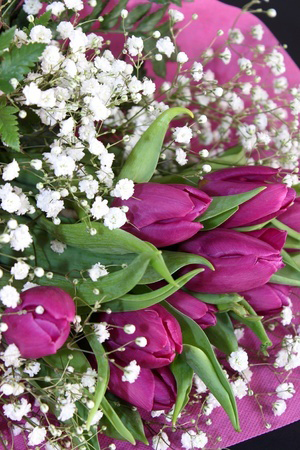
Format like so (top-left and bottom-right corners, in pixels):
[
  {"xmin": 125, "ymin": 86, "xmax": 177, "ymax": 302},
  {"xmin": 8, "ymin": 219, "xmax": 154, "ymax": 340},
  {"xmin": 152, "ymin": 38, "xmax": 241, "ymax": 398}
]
[
  {"xmin": 240, "ymin": 283, "xmax": 291, "ymax": 315},
  {"xmin": 163, "ymin": 289, "xmax": 217, "ymax": 329},
  {"xmin": 112, "ymin": 183, "xmax": 211, "ymax": 247},
  {"xmin": 99, "ymin": 304, "xmax": 182, "ymax": 369},
  {"xmin": 179, "ymin": 228, "xmax": 286, "ymax": 293},
  {"xmin": 108, "ymin": 361, "xmax": 176, "ymax": 411},
  {"xmin": 277, "ymin": 197, "xmax": 300, "ymax": 233},
  {"xmin": 3, "ymin": 286, "xmax": 75, "ymax": 359},
  {"xmin": 200, "ymin": 166, "xmax": 296, "ymax": 228}
]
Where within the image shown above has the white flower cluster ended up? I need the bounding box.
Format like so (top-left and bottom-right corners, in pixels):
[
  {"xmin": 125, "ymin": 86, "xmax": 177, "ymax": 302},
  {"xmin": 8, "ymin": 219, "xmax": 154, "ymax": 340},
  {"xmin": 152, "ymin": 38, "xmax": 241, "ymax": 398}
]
[{"xmin": 275, "ymin": 334, "xmax": 300, "ymax": 371}]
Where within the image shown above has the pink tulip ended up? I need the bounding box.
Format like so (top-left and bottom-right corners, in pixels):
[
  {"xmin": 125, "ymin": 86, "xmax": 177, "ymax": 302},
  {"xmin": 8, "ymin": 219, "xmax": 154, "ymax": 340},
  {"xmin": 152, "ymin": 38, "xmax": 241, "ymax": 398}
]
[{"xmin": 3, "ymin": 286, "xmax": 75, "ymax": 359}]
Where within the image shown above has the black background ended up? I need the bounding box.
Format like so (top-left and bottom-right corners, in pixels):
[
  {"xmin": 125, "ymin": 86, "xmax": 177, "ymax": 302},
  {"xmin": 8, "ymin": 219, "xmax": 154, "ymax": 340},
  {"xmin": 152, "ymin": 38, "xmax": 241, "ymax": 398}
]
[{"xmin": 222, "ymin": 2, "xmax": 299, "ymax": 448}]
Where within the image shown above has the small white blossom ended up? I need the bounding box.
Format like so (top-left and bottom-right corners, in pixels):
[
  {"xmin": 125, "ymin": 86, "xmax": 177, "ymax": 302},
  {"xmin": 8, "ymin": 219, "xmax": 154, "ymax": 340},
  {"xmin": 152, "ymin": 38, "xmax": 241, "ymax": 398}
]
[
  {"xmin": 228, "ymin": 348, "xmax": 249, "ymax": 372},
  {"xmin": 181, "ymin": 430, "xmax": 208, "ymax": 449},
  {"xmin": 152, "ymin": 432, "xmax": 170, "ymax": 450},
  {"xmin": 90, "ymin": 196, "xmax": 109, "ymax": 220},
  {"xmin": 231, "ymin": 378, "xmax": 248, "ymax": 399},
  {"xmin": 173, "ymin": 126, "xmax": 193, "ymax": 144},
  {"xmin": 169, "ymin": 9, "xmax": 184, "ymax": 22},
  {"xmin": 281, "ymin": 306, "xmax": 293, "ymax": 326},
  {"xmin": 229, "ymin": 28, "xmax": 244, "ymax": 44},
  {"xmin": 111, "ymin": 179, "xmax": 134, "ymax": 200},
  {"xmin": 191, "ymin": 62, "xmax": 203, "ymax": 82},
  {"xmin": 156, "ymin": 37, "xmax": 175, "ymax": 58},
  {"xmin": 177, "ymin": 52, "xmax": 189, "ymax": 64},
  {"xmin": 127, "ymin": 36, "xmax": 144, "ymax": 57},
  {"xmin": 238, "ymin": 58, "xmax": 252, "ymax": 71},
  {"xmin": 94, "ymin": 323, "xmax": 110, "ymax": 344},
  {"xmin": 0, "ymin": 285, "xmax": 20, "ymax": 308},
  {"xmin": 2, "ymin": 159, "xmax": 20, "ymax": 181},
  {"xmin": 28, "ymin": 426, "xmax": 47, "ymax": 446},
  {"xmin": 218, "ymin": 47, "xmax": 231, "ymax": 64},
  {"xmin": 30, "ymin": 25, "xmax": 52, "ymax": 44},
  {"xmin": 81, "ymin": 368, "xmax": 97, "ymax": 389},
  {"xmin": 64, "ymin": 0, "xmax": 83, "ymax": 11},
  {"xmin": 276, "ymin": 382, "xmax": 295, "ymax": 400},
  {"xmin": 23, "ymin": 362, "xmax": 41, "ymax": 377},
  {"xmin": 11, "ymin": 261, "xmax": 30, "ymax": 280},
  {"xmin": 251, "ymin": 24, "xmax": 264, "ymax": 40},
  {"xmin": 57, "ymin": 21, "xmax": 74, "ymax": 39},
  {"xmin": 272, "ymin": 399, "xmax": 287, "ymax": 416},
  {"xmin": 50, "ymin": 240, "xmax": 67, "ymax": 254},
  {"xmin": 46, "ymin": 1, "xmax": 65, "ymax": 16},
  {"xmin": 58, "ymin": 402, "xmax": 76, "ymax": 421},
  {"xmin": 90, "ymin": 409, "xmax": 104, "ymax": 426},
  {"xmin": 103, "ymin": 207, "xmax": 127, "ymax": 230},
  {"xmin": 122, "ymin": 360, "xmax": 140, "ymax": 383},
  {"xmin": 175, "ymin": 148, "xmax": 188, "ymax": 166},
  {"xmin": 88, "ymin": 263, "xmax": 108, "ymax": 281},
  {"xmin": 23, "ymin": 0, "xmax": 42, "ymax": 15},
  {"xmin": 3, "ymin": 398, "xmax": 31, "ymax": 421},
  {"xmin": 194, "ymin": 374, "xmax": 207, "ymax": 394}
]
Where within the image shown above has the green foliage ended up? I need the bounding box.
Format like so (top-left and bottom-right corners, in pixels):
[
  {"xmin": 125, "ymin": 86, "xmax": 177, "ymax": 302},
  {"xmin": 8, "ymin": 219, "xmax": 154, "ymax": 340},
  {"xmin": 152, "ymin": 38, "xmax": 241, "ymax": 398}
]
[
  {"xmin": 136, "ymin": 5, "xmax": 168, "ymax": 32},
  {"xmin": 100, "ymin": 394, "xmax": 148, "ymax": 444},
  {"xmin": 0, "ymin": 26, "xmax": 16, "ymax": 55},
  {"xmin": 0, "ymin": 43, "xmax": 46, "ymax": 93},
  {"xmin": 205, "ymin": 313, "xmax": 239, "ymax": 355},
  {"xmin": 230, "ymin": 299, "xmax": 272, "ymax": 354},
  {"xmin": 206, "ymin": 145, "xmax": 247, "ymax": 169},
  {"xmin": 189, "ymin": 292, "xmax": 243, "ymax": 305},
  {"xmin": 106, "ymin": 268, "xmax": 203, "ymax": 311},
  {"xmin": 118, "ymin": 107, "xmax": 193, "ymax": 182},
  {"xmin": 171, "ymin": 353, "xmax": 193, "ymax": 424},
  {"xmin": 28, "ymin": 10, "xmax": 52, "ymax": 30},
  {"xmin": 101, "ymin": 0, "xmax": 129, "ymax": 28},
  {"xmin": 0, "ymin": 103, "xmax": 20, "ymax": 151},
  {"xmin": 125, "ymin": 4, "xmax": 152, "ymax": 27},
  {"xmin": 197, "ymin": 187, "xmax": 266, "ymax": 229},
  {"xmin": 101, "ymin": 396, "xmax": 136, "ymax": 444},
  {"xmin": 163, "ymin": 302, "xmax": 240, "ymax": 431}
]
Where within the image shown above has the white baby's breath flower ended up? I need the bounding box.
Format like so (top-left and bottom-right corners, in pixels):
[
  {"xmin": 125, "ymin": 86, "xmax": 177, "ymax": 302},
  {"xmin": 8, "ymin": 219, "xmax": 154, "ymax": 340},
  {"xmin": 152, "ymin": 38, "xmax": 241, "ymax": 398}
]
[
  {"xmin": 23, "ymin": 362, "xmax": 41, "ymax": 377},
  {"xmin": 173, "ymin": 126, "xmax": 193, "ymax": 144},
  {"xmin": 94, "ymin": 323, "xmax": 110, "ymax": 344},
  {"xmin": 0, "ymin": 285, "xmax": 20, "ymax": 308},
  {"xmin": 111, "ymin": 179, "xmax": 134, "ymax": 200},
  {"xmin": 152, "ymin": 432, "xmax": 170, "ymax": 450},
  {"xmin": 23, "ymin": 0, "xmax": 42, "ymax": 15},
  {"xmin": 10, "ymin": 261, "xmax": 30, "ymax": 280},
  {"xmin": 28, "ymin": 426, "xmax": 47, "ymax": 446},
  {"xmin": 122, "ymin": 360, "xmax": 140, "ymax": 383},
  {"xmin": 88, "ymin": 263, "xmax": 108, "ymax": 281},
  {"xmin": 103, "ymin": 207, "xmax": 127, "ymax": 230},
  {"xmin": 231, "ymin": 378, "xmax": 248, "ymax": 399},
  {"xmin": 64, "ymin": 0, "xmax": 83, "ymax": 11},
  {"xmin": 272, "ymin": 399, "xmax": 287, "ymax": 416},
  {"xmin": 90, "ymin": 196, "xmax": 109, "ymax": 220},
  {"xmin": 251, "ymin": 24, "xmax": 264, "ymax": 40},
  {"xmin": 177, "ymin": 52, "xmax": 189, "ymax": 64},
  {"xmin": 30, "ymin": 25, "xmax": 52, "ymax": 44},
  {"xmin": 1, "ymin": 344, "xmax": 22, "ymax": 368},
  {"xmin": 228, "ymin": 348, "xmax": 249, "ymax": 372},
  {"xmin": 2, "ymin": 159, "xmax": 20, "ymax": 181},
  {"xmin": 276, "ymin": 382, "xmax": 295, "ymax": 400},
  {"xmin": 3, "ymin": 398, "xmax": 31, "ymax": 421},
  {"xmin": 181, "ymin": 430, "xmax": 208, "ymax": 449},
  {"xmin": 46, "ymin": 1, "xmax": 65, "ymax": 16},
  {"xmin": 281, "ymin": 306, "xmax": 293, "ymax": 326},
  {"xmin": 175, "ymin": 148, "xmax": 188, "ymax": 166},
  {"xmin": 50, "ymin": 240, "xmax": 67, "ymax": 254},
  {"xmin": 169, "ymin": 9, "xmax": 184, "ymax": 23},
  {"xmin": 156, "ymin": 37, "xmax": 175, "ymax": 58},
  {"xmin": 127, "ymin": 36, "xmax": 144, "ymax": 56},
  {"xmin": 58, "ymin": 402, "xmax": 76, "ymax": 421}
]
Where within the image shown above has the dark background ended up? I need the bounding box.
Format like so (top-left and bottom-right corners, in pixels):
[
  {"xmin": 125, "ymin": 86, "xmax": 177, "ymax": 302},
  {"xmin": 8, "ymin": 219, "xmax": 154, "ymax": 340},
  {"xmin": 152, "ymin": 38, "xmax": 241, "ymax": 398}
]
[
  {"xmin": 221, "ymin": 0, "xmax": 300, "ymax": 66},
  {"xmin": 222, "ymin": 3, "xmax": 299, "ymax": 449}
]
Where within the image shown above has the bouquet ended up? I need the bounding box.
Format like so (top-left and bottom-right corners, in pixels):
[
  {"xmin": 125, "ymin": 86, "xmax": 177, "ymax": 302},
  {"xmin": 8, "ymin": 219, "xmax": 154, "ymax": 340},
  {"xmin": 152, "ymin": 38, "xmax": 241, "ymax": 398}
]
[{"xmin": 0, "ymin": 0, "xmax": 299, "ymax": 448}]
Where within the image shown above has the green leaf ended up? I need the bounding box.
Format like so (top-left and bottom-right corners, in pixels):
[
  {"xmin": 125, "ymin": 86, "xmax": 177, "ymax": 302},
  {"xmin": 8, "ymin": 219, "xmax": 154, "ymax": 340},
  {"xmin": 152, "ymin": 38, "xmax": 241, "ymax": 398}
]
[
  {"xmin": 0, "ymin": 104, "xmax": 20, "ymax": 151},
  {"xmin": 205, "ymin": 313, "xmax": 238, "ymax": 355},
  {"xmin": 101, "ymin": 0, "xmax": 129, "ymax": 28},
  {"xmin": 189, "ymin": 292, "xmax": 243, "ymax": 305},
  {"xmin": 136, "ymin": 5, "xmax": 168, "ymax": 32},
  {"xmin": 38, "ymin": 253, "xmax": 152, "ymax": 305},
  {"xmin": 101, "ymin": 393, "xmax": 148, "ymax": 444},
  {"xmin": 101, "ymin": 396, "xmax": 136, "ymax": 445},
  {"xmin": 28, "ymin": 10, "xmax": 51, "ymax": 30},
  {"xmin": 206, "ymin": 145, "xmax": 246, "ymax": 169},
  {"xmin": 171, "ymin": 353, "xmax": 193, "ymax": 425},
  {"xmin": 139, "ymin": 250, "xmax": 213, "ymax": 284},
  {"xmin": 118, "ymin": 107, "xmax": 194, "ymax": 183},
  {"xmin": 230, "ymin": 299, "xmax": 271, "ymax": 354},
  {"xmin": 282, "ymin": 249, "xmax": 300, "ymax": 273},
  {"xmin": 86, "ymin": 331, "xmax": 109, "ymax": 430},
  {"xmin": 233, "ymin": 220, "xmax": 271, "ymax": 232},
  {"xmin": 0, "ymin": 26, "xmax": 16, "ymax": 55},
  {"xmin": 107, "ymin": 268, "xmax": 203, "ymax": 311},
  {"xmin": 272, "ymin": 218, "xmax": 300, "ymax": 242},
  {"xmin": 125, "ymin": 4, "xmax": 151, "ymax": 27},
  {"xmin": 201, "ymin": 206, "xmax": 239, "ymax": 230},
  {"xmin": 38, "ymin": 217, "xmax": 177, "ymax": 286},
  {"xmin": 284, "ymin": 236, "xmax": 300, "ymax": 249},
  {"xmin": 43, "ymin": 345, "xmax": 90, "ymax": 373},
  {"xmin": 270, "ymin": 264, "xmax": 300, "ymax": 287},
  {"xmin": 80, "ymin": 1, "xmax": 105, "ymax": 32},
  {"xmin": 162, "ymin": 302, "xmax": 240, "ymax": 431},
  {"xmin": 0, "ymin": 43, "xmax": 46, "ymax": 93},
  {"xmin": 183, "ymin": 344, "xmax": 240, "ymax": 431},
  {"xmin": 197, "ymin": 187, "xmax": 266, "ymax": 223}
]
